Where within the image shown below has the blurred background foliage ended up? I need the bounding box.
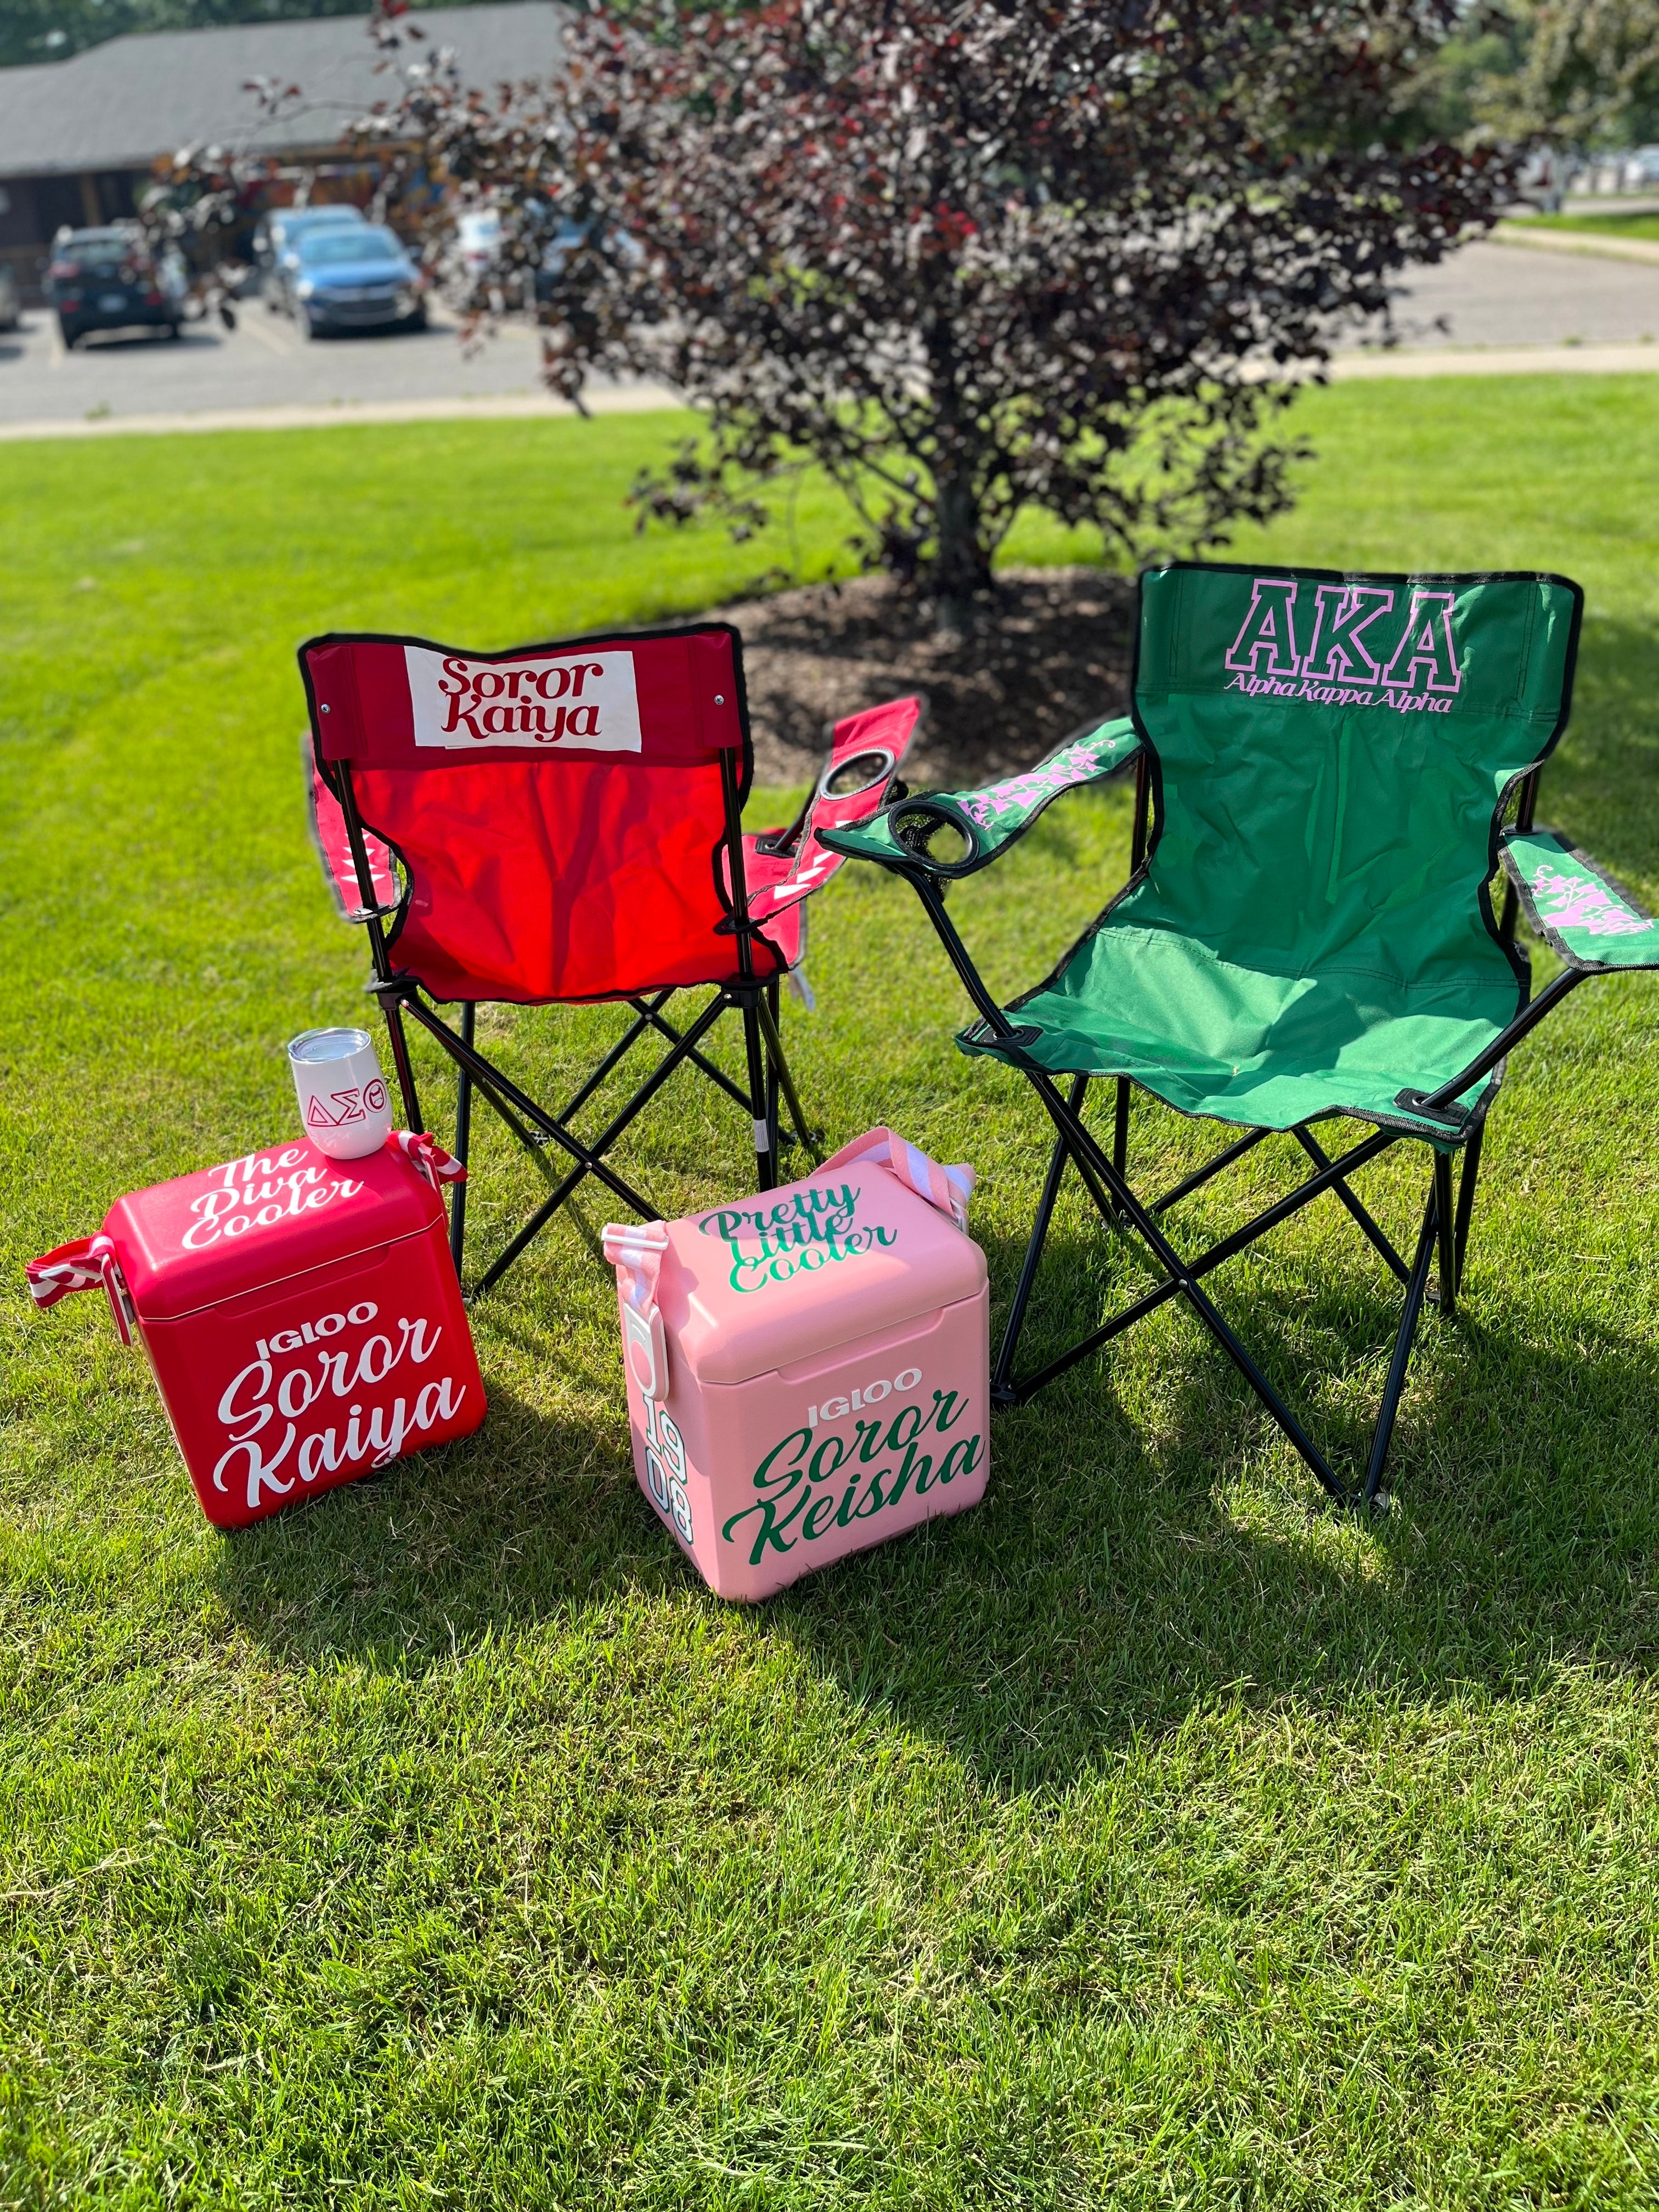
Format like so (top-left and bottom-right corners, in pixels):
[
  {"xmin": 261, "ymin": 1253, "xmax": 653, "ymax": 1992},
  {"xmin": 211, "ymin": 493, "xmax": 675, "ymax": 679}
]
[{"xmin": 1407, "ymin": 2, "xmax": 1659, "ymax": 150}]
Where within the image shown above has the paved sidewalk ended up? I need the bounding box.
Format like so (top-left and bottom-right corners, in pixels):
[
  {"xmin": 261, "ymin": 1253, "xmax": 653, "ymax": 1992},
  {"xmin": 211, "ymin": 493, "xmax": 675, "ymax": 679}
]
[
  {"xmin": 1328, "ymin": 340, "xmax": 1659, "ymax": 379},
  {"xmin": 0, "ymin": 382, "xmax": 683, "ymax": 440},
  {"xmin": 1494, "ymin": 223, "xmax": 1659, "ymax": 267},
  {"xmin": 1342, "ymin": 239, "xmax": 1659, "ymax": 352}
]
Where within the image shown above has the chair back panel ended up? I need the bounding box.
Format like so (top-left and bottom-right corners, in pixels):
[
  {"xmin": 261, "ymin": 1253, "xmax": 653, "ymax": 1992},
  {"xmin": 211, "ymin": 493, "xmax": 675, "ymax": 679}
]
[
  {"xmin": 301, "ymin": 625, "xmax": 778, "ymax": 1004},
  {"xmin": 1128, "ymin": 563, "xmax": 1583, "ymax": 1011}
]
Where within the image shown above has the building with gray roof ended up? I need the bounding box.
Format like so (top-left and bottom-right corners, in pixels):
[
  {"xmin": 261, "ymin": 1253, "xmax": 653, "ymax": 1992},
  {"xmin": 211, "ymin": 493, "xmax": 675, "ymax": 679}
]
[{"xmin": 0, "ymin": 3, "xmax": 565, "ymax": 295}]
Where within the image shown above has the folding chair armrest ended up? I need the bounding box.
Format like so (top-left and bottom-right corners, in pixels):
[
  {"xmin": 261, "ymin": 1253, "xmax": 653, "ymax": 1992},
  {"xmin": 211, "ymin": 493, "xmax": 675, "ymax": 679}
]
[
  {"xmin": 305, "ymin": 740, "xmax": 404, "ymax": 929},
  {"xmin": 1500, "ymin": 827, "xmax": 1659, "ymax": 972},
  {"xmin": 1406, "ymin": 832, "xmax": 1659, "ymax": 1130},
  {"xmin": 737, "ymin": 695, "xmax": 928, "ymax": 944},
  {"xmin": 820, "ymin": 716, "xmax": 1142, "ymax": 880}
]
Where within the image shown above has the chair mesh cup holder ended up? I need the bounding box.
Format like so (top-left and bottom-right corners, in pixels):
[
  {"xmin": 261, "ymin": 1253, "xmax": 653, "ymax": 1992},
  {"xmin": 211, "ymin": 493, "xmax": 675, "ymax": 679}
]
[
  {"xmin": 826, "ymin": 747, "xmax": 895, "ymax": 796},
  {"xmin": 755, "ymin": 747, "xmax": 905, "ymax": 862},
  {"xmin": 891, "ymin": 802, "xmax": 978, "ymax": 873}
]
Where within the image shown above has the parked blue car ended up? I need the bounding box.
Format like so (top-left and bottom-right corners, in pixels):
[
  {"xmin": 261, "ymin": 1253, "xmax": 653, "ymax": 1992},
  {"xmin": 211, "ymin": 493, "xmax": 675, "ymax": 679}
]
[
  {"xmin": 255, "ymin": 205, "xmax": 372, "ymax": 307},
  {"xmin": 285, "ymin": 225, "xmax": 427, "ymax": 339}
]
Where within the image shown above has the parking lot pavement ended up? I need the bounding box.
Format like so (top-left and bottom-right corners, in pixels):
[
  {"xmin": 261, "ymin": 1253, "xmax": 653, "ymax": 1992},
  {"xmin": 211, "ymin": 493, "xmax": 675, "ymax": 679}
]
[
  {"xmin": 1334, "ymin": 239, "xmax": 1659, "ymax": 353},
  {"xmin": 4, "ymin": 239, "xmax": 1659, "ymax": 438},
  {"xmin": 0, "ymin": 296, "xmax": 605, "ymax": 426}
]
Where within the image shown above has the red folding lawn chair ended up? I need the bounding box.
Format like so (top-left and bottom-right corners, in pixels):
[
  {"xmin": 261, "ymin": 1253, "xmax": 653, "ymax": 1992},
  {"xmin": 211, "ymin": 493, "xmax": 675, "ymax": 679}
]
[{"xmin": 301, "ymin": 620, "xmax": 921, "ymax": 1292}]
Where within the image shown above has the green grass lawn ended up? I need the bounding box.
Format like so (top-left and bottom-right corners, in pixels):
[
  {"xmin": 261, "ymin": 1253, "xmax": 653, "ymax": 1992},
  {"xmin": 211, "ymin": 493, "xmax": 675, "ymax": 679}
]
[
  {"xmin": 5, "ymin": 378, "xmax": 1659, "ymax": 2208},
  {"xmin": 1516, "ymin": 208, "xmax": 1659, "ymax": 244}
]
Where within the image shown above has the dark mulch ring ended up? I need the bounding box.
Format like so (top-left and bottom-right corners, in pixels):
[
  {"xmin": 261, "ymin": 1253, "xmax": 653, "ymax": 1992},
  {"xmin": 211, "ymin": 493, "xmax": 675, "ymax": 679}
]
[{"xmin": 720, "ymin": 565, "xmax": 1136, "ymax": 791}]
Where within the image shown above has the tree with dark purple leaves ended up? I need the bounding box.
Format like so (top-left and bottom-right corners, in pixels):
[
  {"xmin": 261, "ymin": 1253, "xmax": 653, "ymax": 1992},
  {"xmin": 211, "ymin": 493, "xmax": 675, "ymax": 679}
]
[{"xmin": 156, "ymin": 2, "xmax": 1520, "ymax": 625}]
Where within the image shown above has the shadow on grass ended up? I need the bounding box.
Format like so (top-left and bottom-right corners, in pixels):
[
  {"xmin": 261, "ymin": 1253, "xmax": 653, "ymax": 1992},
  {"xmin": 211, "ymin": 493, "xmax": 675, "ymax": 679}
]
[
  {"xmin": 756, "ymin": 1225, "xmax": 1659, "ymax": 1792},
  {"xmin": 215, "ymin": 1156, "xmax": 1659, "ymax": 1798},
  {"xmin": 212, "ymin": 1378, "xmax": 660, "ymax": 1663}
]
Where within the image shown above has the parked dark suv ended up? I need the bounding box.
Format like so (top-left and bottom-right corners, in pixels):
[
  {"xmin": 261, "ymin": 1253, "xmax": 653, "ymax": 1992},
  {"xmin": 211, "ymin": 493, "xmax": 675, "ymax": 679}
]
[{"xmin": 46, "ymin": 226, "xmax": 187, "ymax": 349}]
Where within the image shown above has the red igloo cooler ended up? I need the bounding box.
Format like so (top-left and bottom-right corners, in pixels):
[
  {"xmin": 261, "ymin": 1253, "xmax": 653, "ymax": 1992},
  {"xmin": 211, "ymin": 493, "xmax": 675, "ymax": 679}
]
[{"xmin": 26, "ymin": 1132, "xmax": 484, "ymax": 1528}]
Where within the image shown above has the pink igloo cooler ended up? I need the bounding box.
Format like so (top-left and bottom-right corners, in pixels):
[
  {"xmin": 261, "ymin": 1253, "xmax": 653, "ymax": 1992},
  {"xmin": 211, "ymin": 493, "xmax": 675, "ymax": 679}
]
[
  {"xmin": 26, "ymin": 1131, "xmax": 483, "ymax": 1529},
  {"xmin": 603, "ymin": 1127, "xmax": 989, "ymax": 1600}
]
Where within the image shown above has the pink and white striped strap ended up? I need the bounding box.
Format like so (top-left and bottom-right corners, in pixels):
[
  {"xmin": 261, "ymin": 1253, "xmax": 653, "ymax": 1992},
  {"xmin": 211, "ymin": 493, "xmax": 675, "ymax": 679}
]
[
  {"xmin": 391, "ymin": 1130, "xmax": 468, "ymax": 1190},
  {"xmin": 820, "ymin": 1126, "xmax": 975, "ymax": 1231},
  {"xmin": 601, "ymin": 1220, "xmax": 670, "ymax": 1312},
  {"xmin": 25, "ymin": 1232, "xmax": 134, "ymax": 1346}
]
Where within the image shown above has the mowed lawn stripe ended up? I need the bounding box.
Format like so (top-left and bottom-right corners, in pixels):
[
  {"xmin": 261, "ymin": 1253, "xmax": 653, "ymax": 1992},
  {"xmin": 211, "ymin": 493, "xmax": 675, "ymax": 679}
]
[{"xmin": 3, "ymin": 380, "xmax": 1659, "ymax": 2207}]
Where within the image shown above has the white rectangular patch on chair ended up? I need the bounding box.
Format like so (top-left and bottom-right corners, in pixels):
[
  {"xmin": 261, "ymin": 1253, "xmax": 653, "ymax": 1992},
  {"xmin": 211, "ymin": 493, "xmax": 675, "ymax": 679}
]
[{"xmin": 404, "ymin": 644, "xmax": 644, "ymax": 753}]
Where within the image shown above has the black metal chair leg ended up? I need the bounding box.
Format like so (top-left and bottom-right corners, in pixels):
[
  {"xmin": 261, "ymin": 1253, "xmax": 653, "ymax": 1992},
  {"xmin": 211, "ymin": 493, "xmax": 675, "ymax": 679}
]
[
  {"xmin": 1363, "ymin": 1183, "xmax": 1441, "ymax": 1506},
  {"xmin": 1453, "ymin": 1121, "xmax": 1485, "ymax": 1295},
  {"xmin": 404, "ymin": 995, "xmax": 670, "ymax": 1224},
  {"xmin": 740, "ymin": 992, "xmax": 777, "ymax": 1190},
  {"xmin": 754, "ymin": 986, "xmax": 820, "ymax": 1162},
  {"xmin": 1150, "ymin": 1125, "xmax": 1271, "ymax": 1216},
  {"xmin": 380, "ymin": 995, "xmax": 424, "ymax": 1135},
  {"xmin": 1111, "ymin": 1075, "xmax": 1132, "ymax": 1214},
  {"xmin": 1294, "ymin": 1125, "xmax": 1410, "ymax": 1284},
  {"xmin": 994, "ymin": 1074, "xmax": 1088, "ymax": 1401},
  {"xmin": 1028, "ymin": 1071, "xmax": 1348, "ymax": 1504},
  {"xmin": 1177, "ymin": 1262, "xmax": 1348, "ymax": 1505},
  {"xmin": 629, "ymin": 992, "xmax": 755, "ymax": 1115},
  {"xmin": 449, "ymin": 1001, "xmax": 474, "ymax": 1276},
  {"xmin": 466, "ymin": 992, "xmax": 734, "ymax": 1294},
  {"xmin": 560, "ymin": 991, "xmax": 674, "ymax": 1122},
  {"xmin": 994, "ymin": 1080, "xmax": 1454, "ymax": 1511},
  {"xmin": 1433, "ymin": 1147, "xmax": 1457, "ymax": 1318},
  {"xmin": 765, "ymin": 978, "xmax": 782, "ymax": 1159}
]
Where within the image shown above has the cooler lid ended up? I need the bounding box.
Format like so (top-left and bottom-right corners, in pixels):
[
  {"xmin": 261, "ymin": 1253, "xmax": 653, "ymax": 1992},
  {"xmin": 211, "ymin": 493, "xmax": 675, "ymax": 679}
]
[
  {"xmin": 656, "ymin": 1161, "xmax": 986, "ymax": 1386},
  {"xmin": 102, "ymin": 1136, "xmax": 445, "ymax": 1322}
]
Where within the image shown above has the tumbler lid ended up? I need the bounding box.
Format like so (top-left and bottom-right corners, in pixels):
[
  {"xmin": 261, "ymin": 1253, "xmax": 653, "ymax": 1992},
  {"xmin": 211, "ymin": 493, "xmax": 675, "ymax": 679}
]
[{"xmin": 288, "ymin": 1026, "xmax": 374, "ymax": 1065}]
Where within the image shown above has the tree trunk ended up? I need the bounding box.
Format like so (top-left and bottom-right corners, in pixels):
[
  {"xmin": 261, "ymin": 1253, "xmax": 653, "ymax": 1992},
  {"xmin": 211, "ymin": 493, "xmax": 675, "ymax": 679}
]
[{"xmin": 932, "ymin": 465, "xmax": 993, "ymax": 637}]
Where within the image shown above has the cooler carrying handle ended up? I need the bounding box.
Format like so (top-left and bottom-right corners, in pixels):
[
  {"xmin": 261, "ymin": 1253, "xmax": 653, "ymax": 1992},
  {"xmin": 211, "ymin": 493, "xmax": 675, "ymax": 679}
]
[
  {"xmin": 602, "ymin": 1221, "xmax": 672, "ymax": 1401},
  {"xmin": 819, "ymin": 1125, "xmax": 976, "ymax": 1231},
  {"xmin": 25, "ymin": 1233, "xmax": 136, "ymax": 1346}
]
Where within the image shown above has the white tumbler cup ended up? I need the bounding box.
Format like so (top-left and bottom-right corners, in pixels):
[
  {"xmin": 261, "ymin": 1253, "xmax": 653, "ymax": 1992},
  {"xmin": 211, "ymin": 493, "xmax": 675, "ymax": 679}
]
[{"xmin": 287, "ymin": 1026, "xmax": 394, "ymax": 1160}]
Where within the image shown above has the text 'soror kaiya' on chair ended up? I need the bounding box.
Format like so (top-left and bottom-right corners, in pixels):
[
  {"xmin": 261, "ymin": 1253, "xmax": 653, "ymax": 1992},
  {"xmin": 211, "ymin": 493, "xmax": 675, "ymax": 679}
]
[
  {"xmin": 822, "ymin": 562, "xmax": 1659, "ymax": 1508},
  {"xmin": 300, "ymin": 622, "xmax": 922, "ymax": 1294}
]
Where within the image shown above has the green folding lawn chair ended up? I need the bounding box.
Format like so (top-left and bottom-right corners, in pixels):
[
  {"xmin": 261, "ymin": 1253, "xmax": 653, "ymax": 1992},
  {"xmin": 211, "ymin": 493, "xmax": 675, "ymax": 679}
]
[{"xmin": 822, "ymin": 560, "xmax": 1659, "ymax": 1506}]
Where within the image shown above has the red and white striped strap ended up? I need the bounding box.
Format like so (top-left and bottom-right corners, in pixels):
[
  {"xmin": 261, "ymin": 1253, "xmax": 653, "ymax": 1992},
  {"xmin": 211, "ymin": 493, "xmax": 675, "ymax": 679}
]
[
  {"xmin": 391, "ymin": 1130, "xmax": 468, "ymax": 1190},
  {"xmin": 25, "ymin": 1232, "xmax": 134, "ymax": 1346},
  {"xmin": 601, "ymin": 1220, "xmax": 670, "ymax": 1313},
  {"xmin": 820, "ymin": 1126, "xmax": 975, "ymax": 1231}
]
